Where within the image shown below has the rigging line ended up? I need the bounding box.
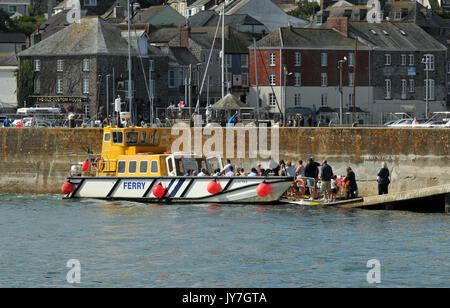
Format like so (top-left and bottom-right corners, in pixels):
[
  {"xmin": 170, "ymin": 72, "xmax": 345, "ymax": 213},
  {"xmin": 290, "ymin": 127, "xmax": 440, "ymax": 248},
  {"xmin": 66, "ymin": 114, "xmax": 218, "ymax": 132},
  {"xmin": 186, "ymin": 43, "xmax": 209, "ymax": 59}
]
[
  {"xmin": 257, "ymin": 48, "xmax": 283, "ymax": 116},
  {"xmin": 194, "ymin": 9, "xmax": 222, "ymax": 113}
]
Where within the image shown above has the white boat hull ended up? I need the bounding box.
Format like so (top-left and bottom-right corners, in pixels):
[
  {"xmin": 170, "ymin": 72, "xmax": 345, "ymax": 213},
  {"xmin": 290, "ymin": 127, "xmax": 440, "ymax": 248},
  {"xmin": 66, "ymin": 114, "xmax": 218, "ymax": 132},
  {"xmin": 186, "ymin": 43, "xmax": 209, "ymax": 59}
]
[{"xmin": 66, "ymin": 176, "xmax": 294, "ymax": 204}]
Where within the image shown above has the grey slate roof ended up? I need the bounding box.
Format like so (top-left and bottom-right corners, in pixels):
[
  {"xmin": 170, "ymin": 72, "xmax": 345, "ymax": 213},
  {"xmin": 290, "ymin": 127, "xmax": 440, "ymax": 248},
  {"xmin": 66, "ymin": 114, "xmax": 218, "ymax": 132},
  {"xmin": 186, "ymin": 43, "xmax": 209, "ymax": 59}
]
[
  {"xmin": 225, "ymin": 0, "xmax": 308, "ymax": 32},
  {"xmin": 20, "ymin": 17, "xmax": 137, "ymax": 57},
  {"xmin": 349, "ymin": 22, "xmax": 447, "ymax": 51},
  {"xmin": 0, "ymin": 52, "xmax": 18, "ymax": 66},
  {"xmin": 0, "ymin": 32, "xmax": 26, "ymax": 43},
  {"xmin": 189, "ymin": 12, "xmax": 264, "ymax": 28},
  {"xmin": 166, "ymin": 47, "xmax": 198, "ymax": 66},
  {"xmin": 255, "ymin": 27, "xmax": 368, "ymax": 50},
  {"xmin": 167, "ymin": 26, "xmax": 254, "ymax": 53}
]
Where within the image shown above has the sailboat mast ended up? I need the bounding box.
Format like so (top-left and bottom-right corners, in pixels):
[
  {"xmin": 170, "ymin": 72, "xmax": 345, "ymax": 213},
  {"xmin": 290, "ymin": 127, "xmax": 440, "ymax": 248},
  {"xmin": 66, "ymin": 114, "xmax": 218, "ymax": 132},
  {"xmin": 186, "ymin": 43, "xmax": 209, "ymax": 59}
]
[
  {"xmin": 127, "ymin": 0, "xmax": 133, "ymax": 125},
  {"xmin": 221, "ymin": 3, "xmax": 225, "ymax": 99}
]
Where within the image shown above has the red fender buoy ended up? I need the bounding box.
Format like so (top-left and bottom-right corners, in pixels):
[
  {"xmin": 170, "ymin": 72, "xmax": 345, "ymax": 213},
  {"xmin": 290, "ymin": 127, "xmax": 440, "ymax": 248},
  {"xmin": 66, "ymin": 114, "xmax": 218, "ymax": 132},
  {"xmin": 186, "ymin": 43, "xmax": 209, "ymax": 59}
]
[
  {"xmin": 153, "ymin": 184, "xmax": 166, "ymax": 198},
  {"xmin": 207, "ymin": 181, "xmax": 222, "ymax": 194},
  {"xmin": 81, "ymin": 160, "xmax": 90, "ymax": 172},
  {"xmin": 61, "ymin": 182, "xmax": 74, "ymax": 195},
  {"xmin": 256, "ymin": 182, "xmax": 272, "ymax": 198}
]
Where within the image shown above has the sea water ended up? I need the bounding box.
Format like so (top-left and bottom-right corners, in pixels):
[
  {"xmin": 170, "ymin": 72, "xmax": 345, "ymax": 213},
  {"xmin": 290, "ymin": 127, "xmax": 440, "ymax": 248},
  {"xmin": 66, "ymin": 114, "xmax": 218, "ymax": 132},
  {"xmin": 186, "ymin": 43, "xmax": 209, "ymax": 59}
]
[{"xmin": 0, "ymin": 194, "xmax": 448, "ymax": 287}]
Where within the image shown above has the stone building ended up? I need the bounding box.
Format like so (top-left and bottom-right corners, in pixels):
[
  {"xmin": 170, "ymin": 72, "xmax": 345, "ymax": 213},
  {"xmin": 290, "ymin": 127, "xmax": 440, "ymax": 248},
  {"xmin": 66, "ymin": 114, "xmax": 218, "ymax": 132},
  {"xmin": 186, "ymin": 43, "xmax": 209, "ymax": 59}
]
[{"xmin": 19, "ymin": 17, "xmax": 168, "ymax": 122}]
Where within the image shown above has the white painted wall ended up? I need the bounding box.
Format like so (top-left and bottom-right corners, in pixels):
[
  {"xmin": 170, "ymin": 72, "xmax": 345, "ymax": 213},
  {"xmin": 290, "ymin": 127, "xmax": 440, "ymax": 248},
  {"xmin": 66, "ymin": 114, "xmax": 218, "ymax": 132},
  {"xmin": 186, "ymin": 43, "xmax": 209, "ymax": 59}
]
[{"xmin": 0, "ymin": 67, "xmax": 18, "ymax": 109}]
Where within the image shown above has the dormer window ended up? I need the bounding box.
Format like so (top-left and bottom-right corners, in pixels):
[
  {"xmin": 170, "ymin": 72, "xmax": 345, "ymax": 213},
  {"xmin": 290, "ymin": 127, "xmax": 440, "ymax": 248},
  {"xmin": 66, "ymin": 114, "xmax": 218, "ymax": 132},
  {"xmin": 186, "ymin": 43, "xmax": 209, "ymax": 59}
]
[
  {"xmin": 316, "ymin": 15, "xmax": 323, "ymax": 25},
  {"xmin": 394, "ymin": 11, "xmax": 402, "ymax": 20}
]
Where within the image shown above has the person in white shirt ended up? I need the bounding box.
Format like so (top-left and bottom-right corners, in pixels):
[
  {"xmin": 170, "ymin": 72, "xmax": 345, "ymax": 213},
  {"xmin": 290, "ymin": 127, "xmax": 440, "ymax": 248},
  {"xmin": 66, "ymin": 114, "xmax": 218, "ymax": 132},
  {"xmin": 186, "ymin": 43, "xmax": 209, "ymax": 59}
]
[
  {"xmin": 197, "ymin": 168, "xmax": 208, "ymax": 177},
  {"xmin": 225, "ymin": 165, "xmax": 235, "ymax": 177},
  {"xmin": 222, "ymin": 159, "xmax": 235, "ymax": 174}
]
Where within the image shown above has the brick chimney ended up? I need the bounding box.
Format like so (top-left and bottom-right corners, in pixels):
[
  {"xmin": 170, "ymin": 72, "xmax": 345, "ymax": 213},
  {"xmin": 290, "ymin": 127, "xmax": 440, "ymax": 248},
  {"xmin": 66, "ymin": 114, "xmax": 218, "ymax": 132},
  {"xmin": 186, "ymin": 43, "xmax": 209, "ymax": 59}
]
[
  {"xmin": 180, "ymin": 26, "xmax": 191, "ymax": 48},
  {"xmin": 327, "ymin": 17, "xmax": 348, "ymax": 37}
]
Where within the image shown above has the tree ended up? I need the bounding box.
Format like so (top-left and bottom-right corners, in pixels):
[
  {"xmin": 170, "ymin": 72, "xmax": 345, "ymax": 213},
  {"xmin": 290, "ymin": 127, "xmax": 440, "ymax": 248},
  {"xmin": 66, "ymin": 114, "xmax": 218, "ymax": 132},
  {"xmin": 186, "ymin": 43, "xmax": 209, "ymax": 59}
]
[
  {"xmin": 16, "ymin": 59, "xmax": 35, "ymax": 108},
  {"xmin": 288, "ymin": 0, "xmax": 320, "ymax": 19},
  {"xmin": 11, "ymin": 15, "xmax": 46, "ymax": 36},
  {"xmin": 0, "ymin": 9, "xmax": 13, "ymax": 32}
]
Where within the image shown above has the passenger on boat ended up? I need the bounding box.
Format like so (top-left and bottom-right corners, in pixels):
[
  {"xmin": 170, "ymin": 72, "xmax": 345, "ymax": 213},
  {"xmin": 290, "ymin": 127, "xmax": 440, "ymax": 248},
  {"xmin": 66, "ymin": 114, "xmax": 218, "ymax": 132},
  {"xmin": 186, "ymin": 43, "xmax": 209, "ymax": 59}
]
[
  {"xmin": 213, "ymin": 169, "xmax": 222, "ymax": 177},
  {"xmin": 184, "ymin": 169, "xmax": 192, "ymax": 176},
  {"xmin": 225, "ymin": 166, "xmax": 235, "ymax": 177},
  {"xmin": 295, "ymin": 160, "xmax": 305, "ymax": 177},
  {"xmin": 197, "ymin": 168, "xmax": 208, "ymax": 177},
  {"xmin": 285, "ymin": 161, "xmax": 296, "ymax": 177},
  {"xmin": 248, "ymin": 168, "xmax": 258, "ymax": 177},
  {"xmin": 222, "ymin": 159, "xmax": 235, "ymax": 174},
  {"xmin": 343, "ymin": 167, "xmax": 358, "ymax": 200}
]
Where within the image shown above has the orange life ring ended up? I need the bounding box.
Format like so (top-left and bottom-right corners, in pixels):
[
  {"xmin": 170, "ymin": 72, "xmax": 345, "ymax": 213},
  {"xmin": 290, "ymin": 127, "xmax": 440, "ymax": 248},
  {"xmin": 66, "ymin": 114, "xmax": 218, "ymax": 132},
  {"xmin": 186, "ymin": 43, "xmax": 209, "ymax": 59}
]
[
  {"xmin": 93, "ymin": 156, "xmax": 106, "ymax": 172},
  {"xmin": 292, "ymin": 178, "xmax": 306, "ymax": 195}
]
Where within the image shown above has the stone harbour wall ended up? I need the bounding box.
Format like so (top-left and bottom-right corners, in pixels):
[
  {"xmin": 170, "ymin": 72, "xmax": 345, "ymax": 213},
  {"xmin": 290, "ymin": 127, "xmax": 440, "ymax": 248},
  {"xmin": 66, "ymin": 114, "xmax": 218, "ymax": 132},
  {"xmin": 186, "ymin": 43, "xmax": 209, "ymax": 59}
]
[{"xmin": 0, "ymin": 127, "xmax": 449, "ymax": 196}]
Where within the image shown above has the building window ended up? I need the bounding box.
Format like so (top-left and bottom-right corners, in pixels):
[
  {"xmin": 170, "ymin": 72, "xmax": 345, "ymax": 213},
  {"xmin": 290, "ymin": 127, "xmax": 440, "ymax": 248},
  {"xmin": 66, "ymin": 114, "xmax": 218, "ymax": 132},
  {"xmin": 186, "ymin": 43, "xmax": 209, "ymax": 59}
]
[
  {"xmin": 269, "ymin": 93, "xmax": 276, "ymax": 107},
  {"xmin": 321, "ymin": 53, "xmax": 327, "ymax": 67},
  {"xmin": 384, "ymin": 54, "xmax": 391, "ymax": 66},
  {"xmin": 294, "ymin": 73, "xmax": 301, "ymax": 86},
  {"xmin": 33, "ymin": 59, "xmax": 41, "ymax": 71},
  {"xmin": 83, "ymin": 0, "xmax": 97, "ymax": 6},
  {"xmin": 56, "ymin": 79, "xmax": 63, "ymax": 94},
  {"xmin": 424, "ymin": 79, "xmax": 435, "ymax": 100},
  {"xmin": 241, "ymin": 73, "xmax": 249, "ymax": 87},
  {"xmin": 448, "ymin": 82, "xmax": 450, "ymax": 95},
  {"xmin": 315, "ymin": 15, "xmax": 323, "ymax": 25},
  {"xmin": 269, "ymin": 53, "xmax": 276, "ymax": 67},
  {"xmin": 321, "ymin": 93, "xmax": 328, "ymax": 105},
  {"xmin": 385, "ymin": 79, "xmax": 391, "ymax": 99},
  {"xmin": 409, "ymin": 79, "xmax": 415, "ymax": 93},
  {"xmin": 34, "ymin": 78, "xmax": 40, "ymax": 94},
  {"xmin": 8, "ymin": 5, "xmax": 17, "ymax": 13},
  {"xmin": 348, "ymin": 93, "xmax": 353, "ymax": 106},
  {"xmin": 401, "ymin": 54, "xmax": 406, "ymax": 66},
  {"xmin": 57, "ymin": 59, "xmax": 63, "ymax": 72},
  {"xmin": 401, "ymin": 79, "xmax": 407, "ymax": 99},
  {"xmin": 348, "ymin": 72, "xmax": 354, "ymax": 86},
  {"xmin": 241, "ymin": 54, "xmax": 248, "ymax": 68},
  {"xmin": 448, "ymin": 60, "xmax": 450, "ymax": 74},
  {"xmin": 348, "ymin": 53, "xmax": 354, "ymax": 67},
  {"xmin": 321, "ymin": 73, "xmax": 327, "ymax": 86},
  {"xmin": 295, "ymin": 52, "xmax": 301, "ymax": 67},
  {"xmin": 423, "ymin": 54, "xmax": 435, "ymax": 71},
  {"xmin": 226, "ymin": 72, "xmax": 232, "ymax": 87},
  {"xmin": 394, "ymin": 10, "xmax": 402, "ymax": 20},
  {"xmin": 168, "ymin": 70, "xmax": 175, "ymax": 88},
  {"xmin": 82, "ymin": 78, "xmax": 89, "ymax": 94},
  {"xmin": 202, "ymin": 52, "xmax": 207, "ymax": 64},
  {"xmin": 82, "ymin": 59, "xmax": 89, "ymax": 72},
  {"xmin": 149, "ymin": 59, "xmax": 154, "ymax": 72},
  {"xmin": 179, "ymin": 70, "xmax": 185, "ymax": 87},
  {"xmin": 269, "ymin": 73, "xmax": 276, "ymax": 86},
  {"xmin": 409, "ymin": 54, "xmax": 415, "ymax": 66},
  {"xmin": 294, "ymin": 93, "xmax": 301, "ymax": 106},
  {"xmin": 83, "ymin": 105, "xmax": 89, "ymax": 118}
]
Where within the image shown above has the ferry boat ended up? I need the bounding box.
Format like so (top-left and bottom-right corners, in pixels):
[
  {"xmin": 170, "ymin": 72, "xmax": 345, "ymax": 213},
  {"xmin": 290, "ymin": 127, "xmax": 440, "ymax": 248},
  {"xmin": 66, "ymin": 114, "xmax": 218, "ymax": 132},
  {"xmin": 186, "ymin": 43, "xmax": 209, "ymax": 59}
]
[{"xmin": 62, "ymin": 126, "xmax": 294, "ymax": 204}]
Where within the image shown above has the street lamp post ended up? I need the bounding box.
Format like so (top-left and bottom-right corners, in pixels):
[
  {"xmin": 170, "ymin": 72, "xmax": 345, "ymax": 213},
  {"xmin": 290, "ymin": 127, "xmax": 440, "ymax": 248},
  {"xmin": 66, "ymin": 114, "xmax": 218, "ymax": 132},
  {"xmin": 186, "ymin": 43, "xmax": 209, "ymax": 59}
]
[
  {"xmin": 422, "ymin": 56, "xmax": 430, "ymax": 119},
  {"xmin": 338, "ymin": 57, "xmax": 347, "ymax": 125},
  {"xmin": 283, "ymin": 65, "xmax": 292, "ymax": 126}
]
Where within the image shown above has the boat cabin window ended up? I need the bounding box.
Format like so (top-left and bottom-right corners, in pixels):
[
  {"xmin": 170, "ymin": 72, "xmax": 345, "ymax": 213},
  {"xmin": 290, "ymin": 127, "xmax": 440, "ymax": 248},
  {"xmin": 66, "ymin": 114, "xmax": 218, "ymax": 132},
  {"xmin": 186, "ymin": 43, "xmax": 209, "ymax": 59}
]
[
  {"xmin": 117, "ymin": 161, "xmax": 126, "ymax": 174},
  {"xmin": 112, "ymin": 131, "xmax": 123, "ymax": 144},
  {"xmin": 151, "ymin": 160, "xmax": 158, "ymax": 174},
  {"xmin": 140, "ymin": 161, "xmax": 148, "ymax": 174},
  {"xmin": 140, "ymin": 132, "xmax": 147, "ymax": 144},
  {"xmin": 104, "ymin": 132, "xmax": 111, "ymax": 142},
  {"xmin": 126, "ymin": 132, "xmax": 139, "ymax": 145},
  {"xmin": 147, "ymin": 130, "xmax": 160, "ymax": 146},
  {"xmin": 129, "ymin": 161, "xmax": 137, "ymax": 174}
]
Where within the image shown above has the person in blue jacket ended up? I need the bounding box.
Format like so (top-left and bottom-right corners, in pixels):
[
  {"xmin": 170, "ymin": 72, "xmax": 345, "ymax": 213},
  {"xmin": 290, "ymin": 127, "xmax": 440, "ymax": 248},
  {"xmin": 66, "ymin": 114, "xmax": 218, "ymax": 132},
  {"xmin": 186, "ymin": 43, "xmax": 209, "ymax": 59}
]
[{"xmin": 227, "ymin": 111, "xmax": 238, "ymax": 127}]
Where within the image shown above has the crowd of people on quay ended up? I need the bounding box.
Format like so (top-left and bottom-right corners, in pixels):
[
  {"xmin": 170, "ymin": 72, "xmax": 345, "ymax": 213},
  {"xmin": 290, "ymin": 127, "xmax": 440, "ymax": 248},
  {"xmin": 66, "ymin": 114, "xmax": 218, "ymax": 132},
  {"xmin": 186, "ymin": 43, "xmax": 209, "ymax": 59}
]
[{"xmin": 186, "ymin": 158, "xmax": 391, "ymax": 201}]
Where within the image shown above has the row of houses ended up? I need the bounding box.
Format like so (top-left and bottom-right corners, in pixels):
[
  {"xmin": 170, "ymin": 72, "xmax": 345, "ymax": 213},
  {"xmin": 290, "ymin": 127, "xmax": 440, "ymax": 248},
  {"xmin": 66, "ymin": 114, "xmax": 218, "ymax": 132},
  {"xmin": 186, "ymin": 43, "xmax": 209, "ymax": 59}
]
[{"xmin": 4, "ymin": 0, "xmax": 450, "ymax": 123}]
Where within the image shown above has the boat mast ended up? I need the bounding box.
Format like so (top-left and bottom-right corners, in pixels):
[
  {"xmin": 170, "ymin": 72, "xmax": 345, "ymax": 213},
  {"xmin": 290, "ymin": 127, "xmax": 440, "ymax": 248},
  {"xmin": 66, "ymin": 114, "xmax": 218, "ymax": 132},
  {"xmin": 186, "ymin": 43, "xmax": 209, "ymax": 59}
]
[
  {"xmin": 127, "ymin": 0, "xmax": 133, "ymax": 125},
  {"xmin": 221, "ymin": 3, "xmax": 225, "ymax": 99}
]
